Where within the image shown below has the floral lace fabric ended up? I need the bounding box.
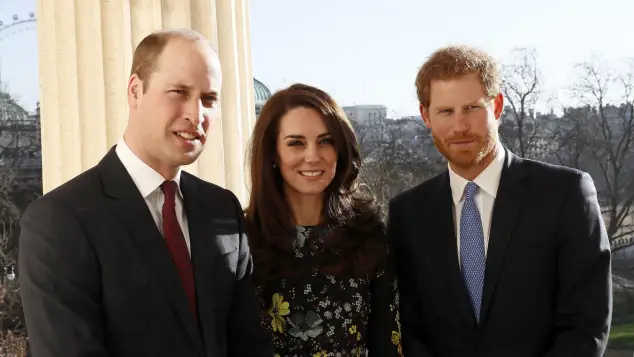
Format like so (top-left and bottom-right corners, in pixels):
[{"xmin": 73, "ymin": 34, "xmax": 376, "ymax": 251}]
[{"xmin": 256, "ymin": 226, "xmax": 403, "ymax": 357}]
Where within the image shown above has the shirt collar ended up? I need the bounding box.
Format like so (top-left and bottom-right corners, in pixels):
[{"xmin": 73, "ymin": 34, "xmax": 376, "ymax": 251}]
[
  {"xmin": 448, "ymin": 144, "xmax": 505, "ymax": 204},
  {"xmin": 115, "ymin": 137, "xmax": 183, "ymax": 199}
]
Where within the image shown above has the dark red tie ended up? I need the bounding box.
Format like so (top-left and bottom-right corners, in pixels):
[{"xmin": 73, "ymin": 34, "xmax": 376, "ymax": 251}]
[{"xmin": 161, "ymin": 180, "xmax": 197, "ymax": 317}]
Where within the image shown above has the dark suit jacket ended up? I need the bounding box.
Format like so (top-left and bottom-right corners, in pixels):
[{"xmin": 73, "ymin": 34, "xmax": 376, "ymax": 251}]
[
  {"xmin": 18, "ymin": 147, "xmax": 273, "ymax": 357},
  {"xmin": 388, "ymin": 149, "xmax": 612, "ymax": 357}
]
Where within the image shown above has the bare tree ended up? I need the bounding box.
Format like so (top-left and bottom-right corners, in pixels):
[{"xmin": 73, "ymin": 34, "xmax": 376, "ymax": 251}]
[
  {"xmin": 0, "ymin": 93, "xmax": 39, "ymax": 169},
  {"xmin": 553, "ymin": 106, "xmax": 593, "ymax": 169},
  {"xmin": 352, "ymin": 119, "xmax": 380, "ymax": 160},
  {"xmin": 564, "ymin": 59, "xmax": 634, "ymax": 252},
  {"xmin": 354, "ymin": 118, "xmax": 444, "ymax": 219},
  {"xmin": 0, "ymin": 91, "xmax": 41, "ymax": 352},
  {"xmin": 500, "ymin": 48, "xmax": 552, "ymax": 160}
]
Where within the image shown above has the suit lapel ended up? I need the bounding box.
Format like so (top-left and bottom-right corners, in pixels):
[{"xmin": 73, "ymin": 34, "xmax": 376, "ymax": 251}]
[
  {"xmin": 480, "ymin": 149, "xmax": 528, "ymax": 322},
  {"xmin": 98, "ymin": 147, "xmax": 205, "ymax": 357},
  {"xmin": 427, "ymin": 172, "xmax": 478, "ymax": 327},
  {"xmin": 180, "ymin": 173, "xmax": 220, "ymax": 356}
]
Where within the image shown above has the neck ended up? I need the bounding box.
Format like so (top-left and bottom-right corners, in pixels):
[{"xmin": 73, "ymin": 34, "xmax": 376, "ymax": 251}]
[
  {"xmin": 285, "ymin": 190, "xmax": 324, "ymax": 226},
  {"xmin": 122, "ymin": 131, "xmax": 179, "ymax": 180},
  {"xmin": 451, "ymin": 143, "xmax": 501, "ymax": 181}
]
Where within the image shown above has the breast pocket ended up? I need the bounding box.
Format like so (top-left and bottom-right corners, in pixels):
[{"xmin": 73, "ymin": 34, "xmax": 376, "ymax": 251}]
[
  {"xmin": 212, "ymin": 234, "xmax": 241, "ymax": 314},
  {"xmin": 215, "ymin": 234, "xmax": 239, "ymax": 274}
]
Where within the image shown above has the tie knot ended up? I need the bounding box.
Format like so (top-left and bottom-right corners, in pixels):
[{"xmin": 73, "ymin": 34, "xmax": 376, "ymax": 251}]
[
  {"xmin": 161, "ymin": 180, "xmax": 178, "ymax": 199},
  {"xmin": 464, "ymin": 181, "xmax": 478, "ymax": 200}
]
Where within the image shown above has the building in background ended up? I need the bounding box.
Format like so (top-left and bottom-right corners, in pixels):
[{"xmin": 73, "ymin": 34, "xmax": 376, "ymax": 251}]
[
  {"xmin": 343, "ymin": 104, "xmax": 387, "ymax": 124},
  {"xmin": 0, "ymin": 93, "xmax": 40, "ymax": 183},
  {"xmin": 254, "ymin": 78, "xmax": 272, "ymax": 116}
]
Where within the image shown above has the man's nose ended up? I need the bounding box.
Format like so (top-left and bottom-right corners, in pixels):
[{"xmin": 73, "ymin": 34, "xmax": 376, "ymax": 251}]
[
  {"xmin": 186, "ymin": 99, "xmax": 205, "ymax": 126},
  {"xmin": 452, "ymin": 112, "xmax": 471, "ymax": 132}
]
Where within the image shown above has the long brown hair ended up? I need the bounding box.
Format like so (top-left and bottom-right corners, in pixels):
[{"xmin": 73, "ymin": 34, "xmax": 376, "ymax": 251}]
[{"xmin": 245, "ymin": 83, "xmax": 385, "ymax": 285}]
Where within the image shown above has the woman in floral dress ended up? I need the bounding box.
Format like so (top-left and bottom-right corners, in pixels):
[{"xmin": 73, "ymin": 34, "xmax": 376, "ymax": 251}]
[{"xmin": 245, "ymin": 83, "xmax": 402, "ymax": 357}]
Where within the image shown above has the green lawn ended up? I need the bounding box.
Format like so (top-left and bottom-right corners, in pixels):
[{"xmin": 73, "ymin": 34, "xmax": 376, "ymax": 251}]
[{"xmin": 609, "ymin": 314, "xmax": 634, "ymax": 350}]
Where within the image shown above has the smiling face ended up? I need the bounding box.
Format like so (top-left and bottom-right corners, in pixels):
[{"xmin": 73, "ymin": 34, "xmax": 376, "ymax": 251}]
[
  {"xmin": 276, "ymin": 107, "xmax": 338, "ymax": 200},
  {"xmin": 126, "ymin": 37, "xmax": 222, "ymax": 179},
  {"xmin": 421, "ymin": 73, "xmax": 503, "ymax": 178}
]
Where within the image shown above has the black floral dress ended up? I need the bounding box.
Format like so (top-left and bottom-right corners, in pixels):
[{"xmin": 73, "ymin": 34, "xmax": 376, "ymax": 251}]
[{"xmin": 256, "ymin": 226, "xmax": 403, "ymax": 357}]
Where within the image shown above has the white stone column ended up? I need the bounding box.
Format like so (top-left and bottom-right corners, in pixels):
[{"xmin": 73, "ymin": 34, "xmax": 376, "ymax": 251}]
[{"xmin": 36, "ymin": 0, "xmax": 255, "ymax": 205}]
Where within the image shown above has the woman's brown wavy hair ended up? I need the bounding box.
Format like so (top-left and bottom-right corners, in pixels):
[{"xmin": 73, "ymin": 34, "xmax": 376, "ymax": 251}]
[{"xmin": 245, "ymin": 83, "xmax": 385, "ymax": 285}]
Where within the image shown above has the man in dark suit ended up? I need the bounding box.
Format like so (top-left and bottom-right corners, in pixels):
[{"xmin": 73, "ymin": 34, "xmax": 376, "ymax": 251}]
[
  {"xmin": 388, "ymin": 45, "xmax": 612, "ymax": 357},
  {"xmin": 18, "ymin": 28, "xmax": 272, "ymax": 357}
]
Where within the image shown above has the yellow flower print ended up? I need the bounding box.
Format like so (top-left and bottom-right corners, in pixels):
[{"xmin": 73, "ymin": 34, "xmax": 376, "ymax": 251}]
[
  {"xmin": 392, "ymin": 330, "xmax": 403, "ymax": 356},
  {"xmin": 391, "ymin": 330, "xmax": 400, "ymax": 345},
  {"xmin": 352, "ymin": 346, "xmax": 364, "ymax": 357},
  {"xmin": 267, "ymin": 293, "xmax": 290, "ymax": 333},
  {"xmin": 356, "ymin": 332, "xmax": 361, "ymax": 341},
  {"xmin": 313, "ymin": 351, "xmax": 328, "ymax": 357},
  {"xmin": 348, "ymin": 325, "xmax": 357, "ymax": 334}
]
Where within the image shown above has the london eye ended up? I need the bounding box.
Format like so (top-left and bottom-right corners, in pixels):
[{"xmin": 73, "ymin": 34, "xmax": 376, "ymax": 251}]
[{"xmin": 0, "ymin": 11, "xmax": 36, "ymax": 42}]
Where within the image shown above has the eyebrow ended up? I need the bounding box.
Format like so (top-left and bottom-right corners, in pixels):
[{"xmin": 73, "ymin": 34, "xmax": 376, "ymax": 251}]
[
  {"xmin": 170, "ymin": 83, "xmax": 219, "ymax": 97},
  {"xmin": 435, "ymin": 100, "xmax": 482, "ymax": 110},
  {"xmin": 284, "ymin": 132, "xmax": 331, "ymax": 139}
]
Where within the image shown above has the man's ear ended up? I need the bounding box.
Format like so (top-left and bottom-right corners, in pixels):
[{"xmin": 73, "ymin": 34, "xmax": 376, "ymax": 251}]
[
  {"xmin": 493, "ymin": 92, "xmax": 504, "ymax": 120},
  {"xmin": 420, "ymin": 104, "xmax": 431, "ymax": 128},
  {"xmin": 127, "ymin": 74, "xmax": 143, "ymax": 108}
]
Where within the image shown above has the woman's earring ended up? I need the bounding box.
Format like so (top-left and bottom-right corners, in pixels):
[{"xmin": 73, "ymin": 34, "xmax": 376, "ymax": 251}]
[{"xmin": 272, "ymin": 163, "xmax": 277, "ymax": 168}]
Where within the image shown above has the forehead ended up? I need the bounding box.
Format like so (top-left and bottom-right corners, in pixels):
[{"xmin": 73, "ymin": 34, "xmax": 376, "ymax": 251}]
[
  {"xmin": 429, "ymin": 73, "xmax": 486, "ymax": 107},
  {"xmin": 278, "ymin": 107, "xmax": 327, "ymax": 135},
  {"xmin": 151, "ymin": 39, "xmax": 221, "ymax": 89}
]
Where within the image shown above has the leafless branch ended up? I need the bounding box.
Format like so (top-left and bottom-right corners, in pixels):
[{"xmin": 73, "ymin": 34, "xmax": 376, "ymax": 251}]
[{"xmin": 500, "ymin": 48, "xmax": 548, "ymax": 159}]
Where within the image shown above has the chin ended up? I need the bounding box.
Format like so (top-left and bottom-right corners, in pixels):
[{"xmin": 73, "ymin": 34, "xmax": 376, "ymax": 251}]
[
  {"xmin": 450, "ymin": 157, "xmax": 478, "ymax": 170},
  {"xmin": 299, "ymin": 188, "xmax": 327, "ymax": 196},
  {"xmin": 453, "ymin": 147, "xmax": 495, "ymax": 167},
  {"xmin": 173, "ymin": 153, "xmax": 200, "ymax": 167},
  {"xmin": 288, "ymin": 185, "xmax": 327, "ymax": 197}
]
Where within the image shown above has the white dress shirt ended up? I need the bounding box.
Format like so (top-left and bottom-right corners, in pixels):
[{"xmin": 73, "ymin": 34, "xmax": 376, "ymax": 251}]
[
  {"xmin": 448, "ymin": 145, "xmax": 505, "ymax": 261},
  {"xmin": 115, "ymin": 138, "xmax": 191, "ymax": 255}
]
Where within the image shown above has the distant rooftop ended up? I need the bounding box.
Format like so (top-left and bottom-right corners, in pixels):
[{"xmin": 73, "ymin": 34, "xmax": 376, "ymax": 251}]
[{"xmin": 254, "ymin": 78, "xmax": 271, "ymax": 104}]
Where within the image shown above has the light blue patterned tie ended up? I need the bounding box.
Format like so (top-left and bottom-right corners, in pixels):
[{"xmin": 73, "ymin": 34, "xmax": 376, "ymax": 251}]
[{"xmin": 460, "ymin": 181, "xmax": 486, "ymax": 322}]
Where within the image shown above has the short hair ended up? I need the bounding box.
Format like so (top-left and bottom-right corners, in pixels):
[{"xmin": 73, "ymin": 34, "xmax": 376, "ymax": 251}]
[
  {"xmin": 415, "ymin": 45, "xmax": 501, "ymax": 108},
  {"xmin": 130, "ymin": 28, "xmax": 209, "ymax": 92}
]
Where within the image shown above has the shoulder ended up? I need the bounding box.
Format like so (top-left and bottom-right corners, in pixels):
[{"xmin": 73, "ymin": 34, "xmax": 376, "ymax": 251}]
[
  {"xmin": 181, "ymin": 173, "xmax": 247, "ymax": 241},
  {"xmin": 20, "ymin": 169, "xmax": 107, "ymax": 249},
  {"xmin": 183, "ymin": 172, "xmax": 241, "ymax": 207},
  {"xmin": 521, "ymin": 157, "xmax": 587, "ymax": 182},
  {"xmin": 389, "ymin": 170, "xmax": 446, "ymax": 209},
  {"xmin": 24, "ymin": 166, "xmax": 101, "ymax": 219},
  {"xmin": 517, "ymin": 157, "xmax": 594, "ymax": 197}
]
